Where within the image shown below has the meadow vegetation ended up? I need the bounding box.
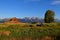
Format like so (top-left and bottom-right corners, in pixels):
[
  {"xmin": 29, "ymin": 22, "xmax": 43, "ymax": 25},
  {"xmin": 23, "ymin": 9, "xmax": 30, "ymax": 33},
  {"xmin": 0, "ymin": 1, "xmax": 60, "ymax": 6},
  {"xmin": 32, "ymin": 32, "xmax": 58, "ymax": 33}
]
[{"xmin": 0, "ymin": 23, "xmax": 60, "ymax": 40}]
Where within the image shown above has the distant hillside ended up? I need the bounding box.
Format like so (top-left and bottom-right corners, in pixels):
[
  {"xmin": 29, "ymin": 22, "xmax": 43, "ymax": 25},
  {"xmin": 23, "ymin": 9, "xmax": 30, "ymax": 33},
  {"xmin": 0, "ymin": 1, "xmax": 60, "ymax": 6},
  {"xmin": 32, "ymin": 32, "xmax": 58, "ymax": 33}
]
[
  {"xmin": 0, "ymin": 18, "xmax": 10, "ymax": 23},
  {"xmin": 54, "ymin": 19, "xmax": 60, "ymax": 22},
  {"xmin": 0, "ymin": 17, "xmax": 60, "ymax": 23}
]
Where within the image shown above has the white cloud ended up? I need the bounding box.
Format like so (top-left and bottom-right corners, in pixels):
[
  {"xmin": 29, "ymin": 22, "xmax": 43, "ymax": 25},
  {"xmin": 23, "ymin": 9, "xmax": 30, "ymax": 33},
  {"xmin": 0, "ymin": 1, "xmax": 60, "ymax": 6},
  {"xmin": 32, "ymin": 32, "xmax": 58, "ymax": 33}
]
[{"xmin": 51, "ymin": 0, "xmax": 60, "ymax": 5}]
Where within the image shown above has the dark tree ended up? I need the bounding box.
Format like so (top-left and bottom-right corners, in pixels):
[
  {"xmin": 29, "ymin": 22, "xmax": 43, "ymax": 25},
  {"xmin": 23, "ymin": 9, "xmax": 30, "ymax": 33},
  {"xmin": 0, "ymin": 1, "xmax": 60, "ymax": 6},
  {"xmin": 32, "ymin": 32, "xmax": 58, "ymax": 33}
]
[{"xmin": 44, "ymin": 10, "xmax": 55, "ymax": 23}]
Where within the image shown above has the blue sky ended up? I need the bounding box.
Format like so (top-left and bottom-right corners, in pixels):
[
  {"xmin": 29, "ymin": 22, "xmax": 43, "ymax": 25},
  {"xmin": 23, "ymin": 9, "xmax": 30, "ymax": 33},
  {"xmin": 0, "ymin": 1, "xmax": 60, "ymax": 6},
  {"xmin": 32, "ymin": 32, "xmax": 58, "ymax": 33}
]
[{"xmin": 0, "ymin": 0, "xmax": 60, "ymax": 19}]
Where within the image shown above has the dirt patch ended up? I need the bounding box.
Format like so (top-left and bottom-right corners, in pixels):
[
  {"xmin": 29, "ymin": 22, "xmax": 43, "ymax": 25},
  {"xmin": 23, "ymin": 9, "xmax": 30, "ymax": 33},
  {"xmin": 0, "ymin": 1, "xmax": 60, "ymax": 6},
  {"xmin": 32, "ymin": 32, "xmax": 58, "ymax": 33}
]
[
  {"xmin": 0, "ymin": 31, "xmax": 11, "ymax": 36},
  {"xmin": 41, "ymin": 36, "xmax": 54, "ymax": 40}
]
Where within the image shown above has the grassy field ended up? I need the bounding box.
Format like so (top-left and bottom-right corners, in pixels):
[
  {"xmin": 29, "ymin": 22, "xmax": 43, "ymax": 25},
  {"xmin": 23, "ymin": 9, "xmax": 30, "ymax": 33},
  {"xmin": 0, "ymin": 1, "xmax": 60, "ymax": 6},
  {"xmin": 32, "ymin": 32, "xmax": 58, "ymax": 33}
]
[{"xmin": 0, "ymin": 23, "xmax": 60, "ymax": 40}]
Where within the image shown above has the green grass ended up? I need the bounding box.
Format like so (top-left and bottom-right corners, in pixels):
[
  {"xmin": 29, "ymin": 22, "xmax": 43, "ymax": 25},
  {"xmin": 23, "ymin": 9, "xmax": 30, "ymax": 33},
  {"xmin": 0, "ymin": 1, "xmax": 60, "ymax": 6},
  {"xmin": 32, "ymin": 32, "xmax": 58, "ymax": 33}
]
[{"xmin": 0, "ymin": 23, "xmax": 60, "ymax": 39}]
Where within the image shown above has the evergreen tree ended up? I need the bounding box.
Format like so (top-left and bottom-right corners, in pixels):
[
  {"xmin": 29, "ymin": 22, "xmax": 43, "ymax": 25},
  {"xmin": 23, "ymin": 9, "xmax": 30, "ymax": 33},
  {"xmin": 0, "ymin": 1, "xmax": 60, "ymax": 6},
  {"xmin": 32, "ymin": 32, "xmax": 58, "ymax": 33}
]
[{"xmin": 44, "ymin": 10, "xmax": 55, "ymax": 23}]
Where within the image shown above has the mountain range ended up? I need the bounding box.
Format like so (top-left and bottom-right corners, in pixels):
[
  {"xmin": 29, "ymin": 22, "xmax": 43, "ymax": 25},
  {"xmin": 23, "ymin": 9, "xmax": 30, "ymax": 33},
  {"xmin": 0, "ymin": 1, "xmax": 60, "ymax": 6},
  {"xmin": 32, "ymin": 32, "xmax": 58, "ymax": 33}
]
[{"xmin": 0, "ymin": 17, "xmax": 60, "ymax": 23}]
